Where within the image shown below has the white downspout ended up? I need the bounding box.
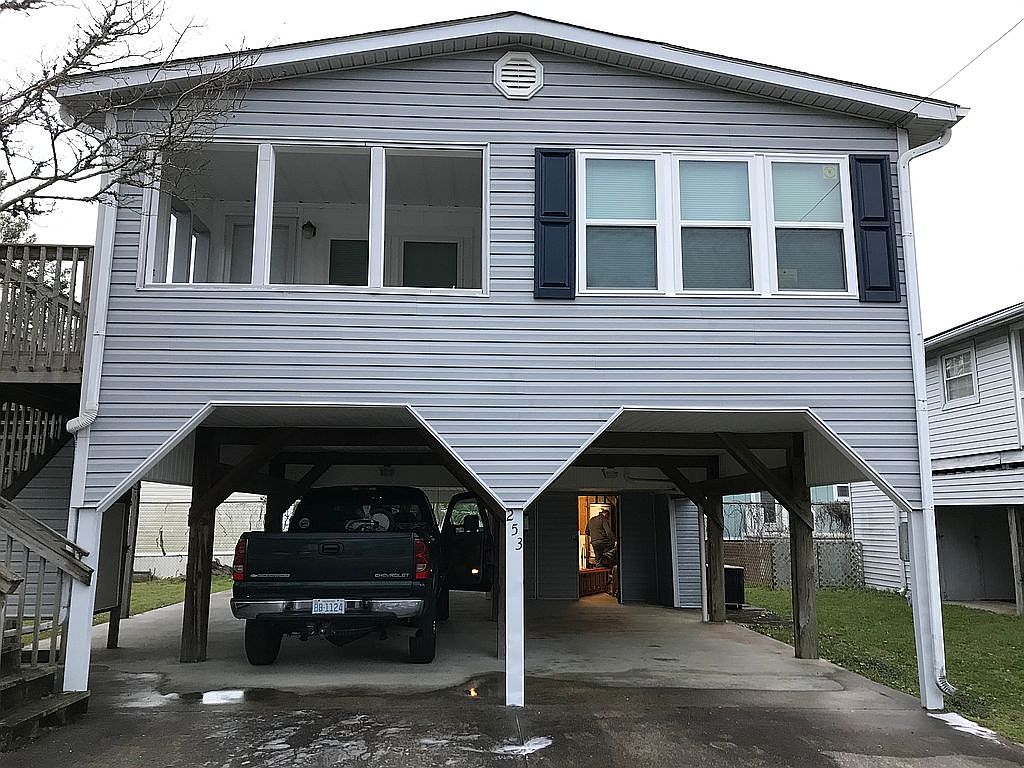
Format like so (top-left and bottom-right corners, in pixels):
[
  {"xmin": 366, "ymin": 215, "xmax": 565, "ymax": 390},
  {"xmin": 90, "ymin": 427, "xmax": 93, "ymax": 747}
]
[
  {"xmin": 63, "ymin": 111, "xmax": 119, "ymax": 691},
  {"xmin": 897, "ymin": 126, "xmax": 956, "ymax": 708}
]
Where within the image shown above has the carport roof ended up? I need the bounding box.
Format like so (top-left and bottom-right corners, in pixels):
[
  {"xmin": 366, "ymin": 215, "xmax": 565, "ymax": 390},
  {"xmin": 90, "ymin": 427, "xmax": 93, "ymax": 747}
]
[
  {"xmin": 527, "ymin": 407, "xmax": 913, "ymax": 513},
  {"xmin": 94, "ymin": 401, "xmax": 505, "ymax": 516}
]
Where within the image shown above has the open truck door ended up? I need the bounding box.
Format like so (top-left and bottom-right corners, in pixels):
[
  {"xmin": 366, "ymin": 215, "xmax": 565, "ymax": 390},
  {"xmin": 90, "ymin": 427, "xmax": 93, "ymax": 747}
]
[{"xmin": 441, "ymin": 492, "xmax": 495, "ymax": 591}]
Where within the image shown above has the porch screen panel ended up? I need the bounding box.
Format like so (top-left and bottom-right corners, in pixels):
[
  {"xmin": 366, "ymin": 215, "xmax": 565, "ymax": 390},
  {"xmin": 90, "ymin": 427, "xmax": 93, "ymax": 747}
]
[{"xmin": 271, "ymin": 148, "xmax": 370, "ymax": 285}]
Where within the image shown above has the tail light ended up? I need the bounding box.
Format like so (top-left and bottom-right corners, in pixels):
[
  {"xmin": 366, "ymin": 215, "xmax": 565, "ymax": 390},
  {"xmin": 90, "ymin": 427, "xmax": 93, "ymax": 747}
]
[
  {"xmin": 232, "ymin": 537, "xmax": 247, "ymax": 582},
  {"xmin": 414, "ymin": 538, "xmax": 431, "ymax": 580}
]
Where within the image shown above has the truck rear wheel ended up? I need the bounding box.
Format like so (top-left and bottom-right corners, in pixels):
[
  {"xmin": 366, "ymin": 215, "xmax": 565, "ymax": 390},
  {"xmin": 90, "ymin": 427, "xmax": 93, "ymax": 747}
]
[
  {"xmin": 409, "ymin": 619, "xmax": 437, "ymax": 663},
  {"xmin": 245, "ymin": 620, "xmax": 282, "ymax": 665}
]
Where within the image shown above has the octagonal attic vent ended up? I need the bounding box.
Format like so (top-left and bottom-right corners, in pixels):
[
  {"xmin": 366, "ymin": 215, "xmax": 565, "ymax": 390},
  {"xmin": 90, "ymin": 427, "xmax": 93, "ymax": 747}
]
[{"xmin": 494, "ymin": 52, "xmax": 544, "ymax": 100}]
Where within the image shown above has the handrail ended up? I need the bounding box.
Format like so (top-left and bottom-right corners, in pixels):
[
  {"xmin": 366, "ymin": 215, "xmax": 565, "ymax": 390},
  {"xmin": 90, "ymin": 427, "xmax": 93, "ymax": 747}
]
[
  {"xmin": 0, "ymin": 497, "xmax": 91, "ymax": 585},
  {"xmin": 0, "ymin": 242, "xmax": 93, "ymax": 373}
]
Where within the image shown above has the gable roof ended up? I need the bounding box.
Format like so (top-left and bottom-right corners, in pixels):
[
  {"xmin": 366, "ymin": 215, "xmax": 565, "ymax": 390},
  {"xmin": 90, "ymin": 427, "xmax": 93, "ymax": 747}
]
[
  {"xmin": 56, "ymin": 11, "xmax": 966, "ymax": 146},
  {"xmin": 925, "ymin": 301, "xmax": 1024, "ymax": 353}
]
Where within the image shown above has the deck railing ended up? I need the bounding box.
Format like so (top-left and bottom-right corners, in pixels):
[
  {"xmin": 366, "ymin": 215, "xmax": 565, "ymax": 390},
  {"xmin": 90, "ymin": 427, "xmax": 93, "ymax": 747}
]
[
  {"xmin": 0, "ymin": 243, "xmax": 93, "ymax": 376},
  {"xmin": 0, "ymin": 497, "xmax": 92, "ymax": 670}
]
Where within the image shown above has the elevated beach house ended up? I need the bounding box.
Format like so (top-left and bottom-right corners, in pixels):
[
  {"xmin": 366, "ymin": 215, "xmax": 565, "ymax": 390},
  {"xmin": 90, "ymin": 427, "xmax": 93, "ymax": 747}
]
[{"xmin": 1, "ymin": 12, "xmax": 965, "ymax": 712}]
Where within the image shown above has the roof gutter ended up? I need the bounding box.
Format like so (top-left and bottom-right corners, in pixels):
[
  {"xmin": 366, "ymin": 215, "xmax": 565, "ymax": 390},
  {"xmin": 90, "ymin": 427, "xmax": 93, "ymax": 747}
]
[{"xmin": 897, "ymin": 126, "xmax": 957, "ymax": 706}]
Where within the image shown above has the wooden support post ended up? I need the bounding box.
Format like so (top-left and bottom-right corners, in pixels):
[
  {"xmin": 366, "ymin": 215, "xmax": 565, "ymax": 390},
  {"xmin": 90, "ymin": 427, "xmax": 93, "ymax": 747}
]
[
  {"xmin": 706, "ymin": 494, "xmax": 726, "ymax": 623},
  {"xmin": 788, "ymin": 433, "xmax": 818, "ymax": 659},
  {"xmin": 716, "ymin": 431, "xmax": 818, "ymax": 658},
  {"xmin": 181, "ymin": 428, "xmax": 216, "ymax": 663},
  {"xmin": 1009, "ymin": 506, "xmax": 1023, "ymax": 618},
  {"xmin": 106, "ymin": 608, "xmax": 121, "ymax": 650},
  {"xmin": 120, "ymin": 483, "xmax": 141, "ymax": 619}
]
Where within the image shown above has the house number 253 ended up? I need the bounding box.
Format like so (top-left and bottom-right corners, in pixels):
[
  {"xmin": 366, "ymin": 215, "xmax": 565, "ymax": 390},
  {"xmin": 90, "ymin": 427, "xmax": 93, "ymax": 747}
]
[{"xmin": 506, "ymin": 510, "xmax": 522, "ymax": 551}]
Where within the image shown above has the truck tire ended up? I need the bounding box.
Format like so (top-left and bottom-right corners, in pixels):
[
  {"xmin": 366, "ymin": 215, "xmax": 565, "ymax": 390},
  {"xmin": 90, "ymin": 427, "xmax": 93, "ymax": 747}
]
[
  {"xmin": 436, "ymin": 588, "xmax": 450, "ymax": 622},
  {"xmin": 245, "ymin": 620, "xmax": 282, "ymax": 665},
  {"xmin": 409, "ymin": 619, "xmax": 437, "ymax": 663}
]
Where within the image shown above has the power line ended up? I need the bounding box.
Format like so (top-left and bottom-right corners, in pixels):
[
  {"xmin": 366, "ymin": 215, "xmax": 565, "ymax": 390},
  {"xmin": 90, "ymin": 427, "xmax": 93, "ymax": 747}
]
[{"xmin": 899, "ymin": 12, "xmax": 1024, "ymax": 120}]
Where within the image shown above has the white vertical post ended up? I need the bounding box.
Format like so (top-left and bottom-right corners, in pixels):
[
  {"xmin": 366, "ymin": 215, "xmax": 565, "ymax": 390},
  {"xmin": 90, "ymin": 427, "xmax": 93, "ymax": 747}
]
[
  {"xmin": 63, "ymin": 505, "xmax": 103, "ymax": 691},
  {"xmin": 252, "ymin": 143, "xmax": 276, "ymax": 286},
  {"xmin": 368, "ymin": 146, "xmax": 386, "ymax": 288},
  {"xmin": 504, "ymin": 506, "xmax": 525, "ymax": 707}
]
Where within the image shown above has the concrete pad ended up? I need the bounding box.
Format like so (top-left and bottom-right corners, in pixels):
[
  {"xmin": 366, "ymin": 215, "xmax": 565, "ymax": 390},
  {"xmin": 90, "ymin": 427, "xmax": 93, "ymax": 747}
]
[
  {"xmin": 88, "ymin": 590, "xmax": 844, "ymax": 697},
  {"xmin": 7, "ymin": 591, "xmax": 1024, "ymax": 765}
]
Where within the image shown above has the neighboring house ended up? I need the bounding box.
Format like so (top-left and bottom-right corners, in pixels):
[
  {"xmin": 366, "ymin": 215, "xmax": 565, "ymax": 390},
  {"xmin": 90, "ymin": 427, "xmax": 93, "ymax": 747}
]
[
  {"xmin": 0, "ymin": 12, "xmax": 968, "ymax": 712},
  {"xmin": 723, "ymin": 484, "xmax": 851, "ymax": 539},
  {"xmin": 851, "ymin": 302, "xmax": 1024, "ymax": 614}
]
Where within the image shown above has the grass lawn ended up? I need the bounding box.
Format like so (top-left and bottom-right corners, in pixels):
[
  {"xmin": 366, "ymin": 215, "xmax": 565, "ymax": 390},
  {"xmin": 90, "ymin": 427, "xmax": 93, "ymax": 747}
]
[
  {"xmin": 93, "ymin": 575, "xmax": 234, "ymax": 625},
  {"xmin": 742, "ymin": 587, "xmax": 1024, "ymax": 744}
]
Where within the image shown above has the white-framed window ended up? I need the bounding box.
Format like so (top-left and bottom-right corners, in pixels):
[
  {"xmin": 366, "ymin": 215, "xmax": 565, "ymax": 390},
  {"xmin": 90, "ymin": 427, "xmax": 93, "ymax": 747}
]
[
  {"xmin": 767, "ymin": 158, "xmax": 857, "ymax": 294},
  {"xmin": 575, "ymin": 151, "xmax": 858, "ymax": 297},
  {"xmin": 676, "ymin": 157, "xmax": 760, "ymax": 292},
  {"xmin": 941, "ymin": 346, "xmax": 978, "ymax": 405},
  {"xmin": 577, "ymin": 155, "xmax": 663, "ymax": 292},
  {"xmin": 141, "ymin": 142, "xmax": 486, "ymax": 294}
]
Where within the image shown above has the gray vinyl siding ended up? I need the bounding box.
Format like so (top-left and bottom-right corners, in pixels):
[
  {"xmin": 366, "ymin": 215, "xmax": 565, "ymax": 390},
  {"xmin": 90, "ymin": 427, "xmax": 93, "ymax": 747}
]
[
  {"xmin": 849, "ymin": 481, "xmax": 906, "ymax": 591},
  {"xmin": 672, "ymin": 499, "xmax": 703, "ymax": 608},
  {"xmin": 927, "ymin": 331, "xmax": 1022, "ymax": 461},
  {"xmin": 524, "ymin": 492, "xmax": 577, "ymax": 600},
  {"xmin": 932, "ymin": 469, "xmax": 1024, "ymax": 506},
  {"xmin": 619, "ymin": 492, "xmax": 657, "ymax": 603},
  {"xmin": 83, "ymin": 49, "xmax": 922, "ymax": 513}
]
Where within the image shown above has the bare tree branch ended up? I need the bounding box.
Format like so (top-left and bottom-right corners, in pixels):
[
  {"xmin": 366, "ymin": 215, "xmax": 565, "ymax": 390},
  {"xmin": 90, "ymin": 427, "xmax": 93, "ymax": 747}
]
[{"xmin": 0, "ymin": 0, "xmax": 258, "ymax": 222}]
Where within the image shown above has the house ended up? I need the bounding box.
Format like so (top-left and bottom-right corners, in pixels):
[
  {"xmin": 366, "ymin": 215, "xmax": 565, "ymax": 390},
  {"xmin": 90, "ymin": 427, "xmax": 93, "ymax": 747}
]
[
  {"xmin": 850, "ymin": 303, "xmax": 1024, "ymax": 614},
  {"xmin": 0, "ymin": 12, "xmax": 966, "ymax": 715}
]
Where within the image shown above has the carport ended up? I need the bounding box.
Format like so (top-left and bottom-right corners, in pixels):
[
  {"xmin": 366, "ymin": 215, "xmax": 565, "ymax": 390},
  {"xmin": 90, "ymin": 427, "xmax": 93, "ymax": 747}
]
[
  {"xmin": 64, "ymin": 402, "xmax": 506, "ymax": 679},
  {"xmin": 507, "ymin": 407, "xmax": 946, "ymax": 708}
]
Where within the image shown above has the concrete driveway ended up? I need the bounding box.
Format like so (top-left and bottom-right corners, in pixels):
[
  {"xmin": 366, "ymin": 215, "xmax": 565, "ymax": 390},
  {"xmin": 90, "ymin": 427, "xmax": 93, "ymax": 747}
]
[{"xmin": 7, "ymin": 592, "xmax": 1024, "ymax": 766}]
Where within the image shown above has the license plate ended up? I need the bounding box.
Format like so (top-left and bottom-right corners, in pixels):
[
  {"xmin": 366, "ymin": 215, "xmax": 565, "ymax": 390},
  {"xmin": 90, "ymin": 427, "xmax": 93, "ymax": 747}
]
[{"xmin": 312, "ymin": 599, "xmax": 346, "ymax": 615}]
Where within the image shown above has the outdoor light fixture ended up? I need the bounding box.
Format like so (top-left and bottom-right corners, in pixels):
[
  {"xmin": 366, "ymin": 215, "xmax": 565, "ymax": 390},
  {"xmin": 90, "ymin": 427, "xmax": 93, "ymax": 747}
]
[
  {"xmin": 301, "ymin": 220, "xmax": 317, "ymax": 239},
  {"xmin": 601, "ymin": 467, "xmax": 619, "ymax": 479},
  {"xmin": 379, "ymin": 465, "xmax": 395, "ymax": 477}
]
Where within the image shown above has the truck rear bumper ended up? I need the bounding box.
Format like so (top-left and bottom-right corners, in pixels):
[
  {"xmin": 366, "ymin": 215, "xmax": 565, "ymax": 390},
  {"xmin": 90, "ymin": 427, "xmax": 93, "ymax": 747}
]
[{"xmin": 231, "ymin": 598, "xmax": 425, "ymax": 620}]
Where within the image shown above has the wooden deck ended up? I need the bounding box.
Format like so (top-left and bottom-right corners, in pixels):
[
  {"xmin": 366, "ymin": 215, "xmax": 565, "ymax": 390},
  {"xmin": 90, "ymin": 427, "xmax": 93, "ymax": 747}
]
[{"xmin": 0, "ymin": 244, "xmax": 92, "ymax": 385}]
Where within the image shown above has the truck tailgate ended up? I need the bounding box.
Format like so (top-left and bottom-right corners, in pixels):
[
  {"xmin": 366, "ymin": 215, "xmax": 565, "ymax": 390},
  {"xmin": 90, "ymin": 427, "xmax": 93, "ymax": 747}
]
[{"xmin": 243, "ymin": 532, "xmax": 415, "ymax": 586}]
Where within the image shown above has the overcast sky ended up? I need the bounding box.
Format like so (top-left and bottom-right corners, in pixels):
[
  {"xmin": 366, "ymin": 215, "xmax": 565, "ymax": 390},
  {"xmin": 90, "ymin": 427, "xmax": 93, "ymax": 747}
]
[{"xmin": 3, "ymin": 0, "xmax": 1022, "ymax": 335}]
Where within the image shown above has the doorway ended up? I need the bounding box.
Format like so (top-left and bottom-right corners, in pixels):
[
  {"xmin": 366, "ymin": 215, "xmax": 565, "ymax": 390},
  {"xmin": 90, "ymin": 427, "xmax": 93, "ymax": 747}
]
[{"xmin": 578, "ymin": 494, "xmax": 619, "ymax": 599}]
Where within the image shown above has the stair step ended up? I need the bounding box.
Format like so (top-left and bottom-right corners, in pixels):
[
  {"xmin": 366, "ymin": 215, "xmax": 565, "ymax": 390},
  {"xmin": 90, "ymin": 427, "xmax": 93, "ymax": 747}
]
[
  {"xmin": 0, "ymin": 690, "xmax": 89, "ymax": 752},
  {"xmin": 0, "ymin": 665, "xmax": 57, "ymax": 712}
]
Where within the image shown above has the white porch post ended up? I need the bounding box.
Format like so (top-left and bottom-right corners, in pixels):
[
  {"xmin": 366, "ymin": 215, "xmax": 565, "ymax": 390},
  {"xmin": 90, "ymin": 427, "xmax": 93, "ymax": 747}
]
[
  {"xmin": 504, "ymin": 506, "xmax": 525, "ymax": 707},
  {"xmin": 63, "ymin": 504, "xmax": 103, "ymax": 691}
]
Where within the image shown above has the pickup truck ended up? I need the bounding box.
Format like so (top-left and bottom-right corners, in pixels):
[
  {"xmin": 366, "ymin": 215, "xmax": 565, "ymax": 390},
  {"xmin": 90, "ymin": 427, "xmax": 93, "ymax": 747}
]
[{"xmin": 230, "ymin": 485, "xmax": 494, "ymax": 665}]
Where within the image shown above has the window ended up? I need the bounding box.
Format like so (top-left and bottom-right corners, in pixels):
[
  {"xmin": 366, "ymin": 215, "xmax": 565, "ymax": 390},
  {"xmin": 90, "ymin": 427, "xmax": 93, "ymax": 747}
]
[
  {"xmin": 770, "ymin": 161, "xmax": 852, "ymax": 292},
  {"xmin": 271, "ymin": 148, "xmax": 370, "ymax": 285},
  {"xmin": 942, "ymin": 348, "xmax": 977, "ymax": 404},
  {"xmin": 679, "ymin": 160, "xmax": 753, "ymax": 290},
  {"xmin": 575, "ymin": 152, "xmax": 856, "ymax": 297},
  {"xmin": 581, "ymin": 158, "xmax": 659, "ymax": 290},
  {"xmin": 144, "ymin": 143, "xmax": 484, "ymax": 292},
  {"xmin": 384, "ymin": 149, "xmax": 483, "ymax": 290},
  {"xmin": 149, "ymin": 145, "xmax": 258, "ymax": 283}
]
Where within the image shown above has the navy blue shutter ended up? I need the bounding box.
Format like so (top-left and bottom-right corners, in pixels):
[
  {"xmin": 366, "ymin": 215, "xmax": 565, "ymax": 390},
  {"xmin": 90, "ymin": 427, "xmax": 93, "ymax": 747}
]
[
  {"xmin": 850, "ymin": 155, "xmax": 900, "ymax": 303},
  {"xmin": 534, "ymin": 149, "xmax": 576, "ymax": 298}
]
